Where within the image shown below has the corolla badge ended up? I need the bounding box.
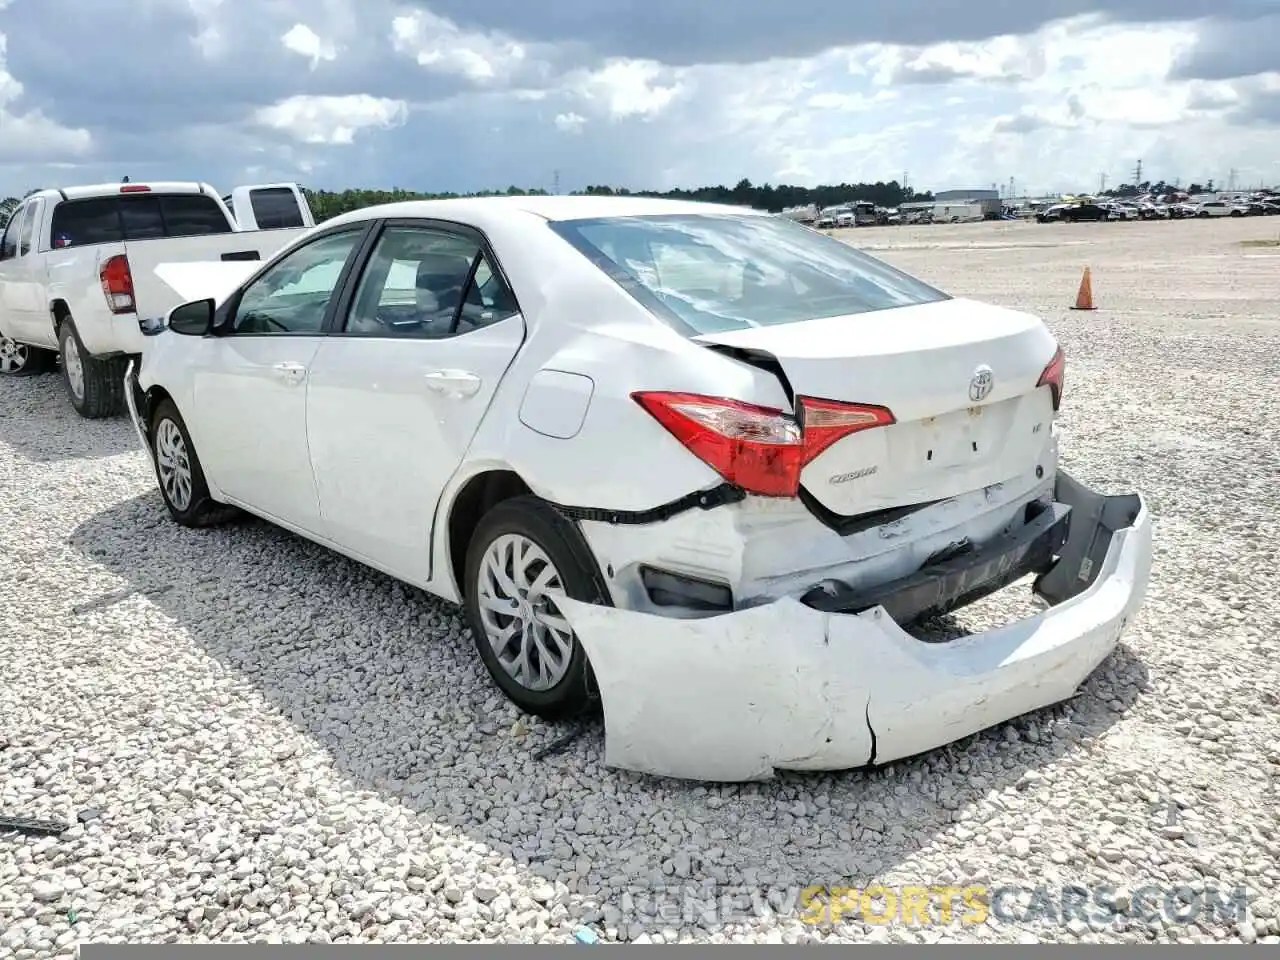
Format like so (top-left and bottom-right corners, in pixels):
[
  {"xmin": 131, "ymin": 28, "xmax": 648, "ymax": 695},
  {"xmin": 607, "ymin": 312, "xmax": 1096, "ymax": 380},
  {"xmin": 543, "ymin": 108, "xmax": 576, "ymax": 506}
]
[
  {"xmin": 830, "ymin": 466, "xmax": 877, "ymax": 485},
  {"xmin": 968, "ymin": 364, "xmax": 994, "ymax": 402}
]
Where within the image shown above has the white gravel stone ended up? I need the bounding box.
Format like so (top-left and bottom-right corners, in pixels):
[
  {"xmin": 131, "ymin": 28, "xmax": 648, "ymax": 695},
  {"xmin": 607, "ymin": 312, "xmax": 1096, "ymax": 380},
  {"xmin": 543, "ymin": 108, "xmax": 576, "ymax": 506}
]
[{"xmin": 1, "ymin": 216, "xmax": 1277, "ymax": 949}]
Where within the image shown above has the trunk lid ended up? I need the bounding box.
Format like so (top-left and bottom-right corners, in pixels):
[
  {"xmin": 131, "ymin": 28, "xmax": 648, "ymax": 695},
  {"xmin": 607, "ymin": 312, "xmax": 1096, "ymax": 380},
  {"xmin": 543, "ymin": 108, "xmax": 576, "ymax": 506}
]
[{"xmin": 694, "ymin": 297, "xmax": 1060, "ymax": 517}]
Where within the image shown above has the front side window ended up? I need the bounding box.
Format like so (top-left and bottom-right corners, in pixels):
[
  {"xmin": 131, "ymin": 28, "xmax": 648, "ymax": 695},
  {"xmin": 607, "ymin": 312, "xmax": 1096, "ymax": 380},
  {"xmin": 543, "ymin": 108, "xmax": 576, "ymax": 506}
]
[
  {"xmin": 17, "ymin": 203, "xmax": 36, "ymax": 256},
  {"xmin": 549, "ymin": 213, "xmax": 950, "ymax": 335},
  {"xmin": 343, "ymin": 225, "xmax": 518, "ymax": 338},
  {"xmin": 232, "ymin": 229, "xmax": 363, "ymax": 335},
  {"xmin": 0, "ymin": 208, "xmax": 20, "ymax": 259}
]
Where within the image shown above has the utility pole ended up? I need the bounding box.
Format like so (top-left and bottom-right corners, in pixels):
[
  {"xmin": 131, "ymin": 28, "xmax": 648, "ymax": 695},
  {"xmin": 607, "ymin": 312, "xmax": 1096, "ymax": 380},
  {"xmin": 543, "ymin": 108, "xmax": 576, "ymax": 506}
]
[
  {"xmin": 552, "ymin": 170, "xmax": 561, "ymax": 195},
  {"xmin": 1227, "ymin": 168, "xmax": 1237, "ymax": 192},
  {"xmin": 1133, "ymin": 159, "xmax": 1142, "ymax": 187},
  {"xmin": 1009, "ymin": 177, "xmax": 1015, "ymax": 200},
  {"xmin": 1099, "ymin": 172, "xmax": 1107, "ymax": 194}
]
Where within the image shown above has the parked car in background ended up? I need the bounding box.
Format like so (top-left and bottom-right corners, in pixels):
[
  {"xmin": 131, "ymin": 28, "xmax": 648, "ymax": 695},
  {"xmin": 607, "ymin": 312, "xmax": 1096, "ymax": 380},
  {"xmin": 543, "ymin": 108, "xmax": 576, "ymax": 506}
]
[
  {"xmin": 0, "ymin": 181, "xmax": 315, "ymax": 416},
  {"xmin": 124, "ymin": 194, "xmax": 1152, "ymax": 782},
  {"xmin": 1195, "ymin": 200, "xmax": 1251, "ymax": 218},
  {"xmin": 1046, "ymin": 202, "xmax": 1112, "ymax": 223},
  {"xmin": 1035, "ymin": 204, "xmax": 1068, "ymax": 223}
]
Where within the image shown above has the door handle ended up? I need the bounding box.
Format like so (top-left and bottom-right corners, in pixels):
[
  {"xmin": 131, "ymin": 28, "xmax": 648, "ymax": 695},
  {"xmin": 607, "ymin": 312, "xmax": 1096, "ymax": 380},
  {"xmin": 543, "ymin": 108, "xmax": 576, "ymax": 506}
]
[
  {"xmin": 272, "ymin": 361, "xmax": 307, "ymax": 385},
  {"xmin": 424, "ymin": 369, "xmax": 482, "ymax": 398}
]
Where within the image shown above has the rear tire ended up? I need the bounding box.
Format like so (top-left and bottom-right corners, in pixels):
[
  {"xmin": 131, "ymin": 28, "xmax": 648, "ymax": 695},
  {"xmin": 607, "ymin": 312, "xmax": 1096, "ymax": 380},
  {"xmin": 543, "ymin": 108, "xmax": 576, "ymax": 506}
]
[
  {"xmin": 59, "ymin": 316, "xmax": 126, "ymax": 418},
  {"xmin": 0, "ymin": 336, "xmax": 56, "ymax": 376},
  {"xmin": 148, "ymin": 398, "xmax": 239, "ymax": 528},
  {"xmin": 463, "ymin": 495, "xmax": 611, "ymax": 721}
]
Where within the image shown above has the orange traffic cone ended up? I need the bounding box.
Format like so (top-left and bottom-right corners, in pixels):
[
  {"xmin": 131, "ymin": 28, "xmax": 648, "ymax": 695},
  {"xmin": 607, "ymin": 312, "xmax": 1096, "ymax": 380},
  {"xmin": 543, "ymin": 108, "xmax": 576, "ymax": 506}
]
[{"xmin": 1070, "ymin": 267, "xmax": 1096, "ymax": 310}]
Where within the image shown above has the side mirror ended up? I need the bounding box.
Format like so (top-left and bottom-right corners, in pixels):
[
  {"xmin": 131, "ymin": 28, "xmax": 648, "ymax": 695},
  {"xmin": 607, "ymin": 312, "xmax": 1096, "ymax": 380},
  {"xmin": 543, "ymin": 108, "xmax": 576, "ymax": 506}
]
[{"xmin": 167, "ymin": 298, "xmax": 215, "ymax": 336}]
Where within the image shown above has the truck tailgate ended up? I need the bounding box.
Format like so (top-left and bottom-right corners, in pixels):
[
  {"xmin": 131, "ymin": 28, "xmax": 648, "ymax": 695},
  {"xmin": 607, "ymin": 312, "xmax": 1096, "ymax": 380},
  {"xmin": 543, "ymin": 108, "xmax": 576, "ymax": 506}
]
[{"xmin": 125, "ymin": 227, "xmax": 308, "ymax": 320}]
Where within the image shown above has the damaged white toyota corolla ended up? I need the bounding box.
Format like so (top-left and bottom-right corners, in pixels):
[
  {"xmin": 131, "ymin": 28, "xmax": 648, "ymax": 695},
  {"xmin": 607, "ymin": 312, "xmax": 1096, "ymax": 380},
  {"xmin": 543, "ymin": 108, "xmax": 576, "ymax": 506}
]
[{"xmin": 125, "ymin": 195, "xmax": 1152, "ymax": 782}]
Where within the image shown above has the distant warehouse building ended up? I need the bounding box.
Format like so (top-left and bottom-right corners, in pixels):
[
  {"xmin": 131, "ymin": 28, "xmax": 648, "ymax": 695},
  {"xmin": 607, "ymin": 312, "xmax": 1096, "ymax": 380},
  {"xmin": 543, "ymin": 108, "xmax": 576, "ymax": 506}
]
[{"xmin": 933, "ymin": 188, "xmax": 1003, "ymax": 220}]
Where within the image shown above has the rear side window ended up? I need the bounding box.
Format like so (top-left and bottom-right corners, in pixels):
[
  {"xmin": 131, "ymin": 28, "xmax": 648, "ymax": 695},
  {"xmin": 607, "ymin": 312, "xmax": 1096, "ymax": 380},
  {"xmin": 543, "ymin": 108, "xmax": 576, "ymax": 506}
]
[
  {"xmin": 249, "ymin": 187, "xmax": 305, "ymax": 229},
  {"xmin": 47, "ymin": 193, "xmax": 232, "ymax": 248},
  {"xmin": 549, "ymin": 213, "xmax": 950, "ymax": 335}
]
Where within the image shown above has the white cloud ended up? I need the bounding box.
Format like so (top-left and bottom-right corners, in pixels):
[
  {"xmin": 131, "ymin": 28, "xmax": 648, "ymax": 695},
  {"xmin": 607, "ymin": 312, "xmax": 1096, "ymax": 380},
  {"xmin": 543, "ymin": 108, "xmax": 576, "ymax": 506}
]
[
  {"xmin": 5, "ymin": 5, "xmax": 1280, "ymax": 197},
  {"xmin": 0, "ymin": 33, "xmax": 92, "ymax": 162},
  {"xmin": 390, "ymin": 9, "xmax": 533, "ymax": 84},
  {"xmin": 568, "ymin": 59, "xmax": 687, "ymax": 120},
  {"xmin": 554, "ymin": 111, "xmax": 586, "ymax": 133},
  {"xmin": 187, "ymin": 0, "xmax": 226, "ymax": 59},
  {"xmin": 281, "ymin": 24, "xmax": 337, "ymax": 70},
  {"xmin": 252, "ymin": 94, "xmax": 408, "ymax": 145}
]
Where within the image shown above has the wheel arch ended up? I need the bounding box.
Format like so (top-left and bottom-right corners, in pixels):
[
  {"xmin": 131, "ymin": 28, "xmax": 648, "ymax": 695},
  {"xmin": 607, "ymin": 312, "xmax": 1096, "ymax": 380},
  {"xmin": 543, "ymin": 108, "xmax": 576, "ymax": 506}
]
[
  {"xmin": 141, "ymin": 384, "xmax": 176, "ymax": 438},
  {"xmin": 445, "ymin": 468, "xmax": 533, "ymax": 599},
  {"xmin": 50, "ymin": 299, "xmax": 70, "ymax": 337}
]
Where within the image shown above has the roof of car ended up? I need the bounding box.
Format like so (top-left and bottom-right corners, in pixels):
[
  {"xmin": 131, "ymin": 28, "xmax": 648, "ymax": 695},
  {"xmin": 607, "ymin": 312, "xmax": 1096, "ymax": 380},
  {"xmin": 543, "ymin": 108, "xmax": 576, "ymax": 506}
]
[{"xmin": 321, "ymin": 194, "xmax": 763, "ymax": 232}]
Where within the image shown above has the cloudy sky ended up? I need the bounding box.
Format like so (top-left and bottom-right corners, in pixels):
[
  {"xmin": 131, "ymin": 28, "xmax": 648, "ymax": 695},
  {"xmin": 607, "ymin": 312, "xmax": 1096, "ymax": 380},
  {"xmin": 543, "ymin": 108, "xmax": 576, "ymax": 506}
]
[{"xmin": 0, "ymin": 0, "xmax": 1277, "ymax": 198}]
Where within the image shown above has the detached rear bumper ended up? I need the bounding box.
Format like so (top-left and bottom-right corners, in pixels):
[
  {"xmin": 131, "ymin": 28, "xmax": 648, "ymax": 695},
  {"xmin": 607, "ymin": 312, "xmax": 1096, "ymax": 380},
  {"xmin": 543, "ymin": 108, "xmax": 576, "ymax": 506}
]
[{"xmin": 557, "ymin": 472, "xmax": 1152, "ymax": 782}]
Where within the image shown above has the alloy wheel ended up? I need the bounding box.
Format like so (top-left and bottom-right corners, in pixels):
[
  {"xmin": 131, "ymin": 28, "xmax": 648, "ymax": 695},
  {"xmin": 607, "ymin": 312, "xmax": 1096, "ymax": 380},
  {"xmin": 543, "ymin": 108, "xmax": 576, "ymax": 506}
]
[
  {"xmin": 475, "ymin": 533, "xmax": 576, "ymax": 692},
  {"xmin": 154, "ymin": 418, "xmax": 193, "ymax": 511}
]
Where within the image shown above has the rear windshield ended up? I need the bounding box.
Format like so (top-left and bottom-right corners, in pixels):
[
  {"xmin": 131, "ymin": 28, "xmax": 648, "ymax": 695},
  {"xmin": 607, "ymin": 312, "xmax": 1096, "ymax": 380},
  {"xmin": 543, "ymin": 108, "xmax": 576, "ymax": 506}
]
[
  {"xmin": 549, "ymin": 213, "xmax": 949, "ymax": 335},
  {"xmin": 249, "ymin": 187, "xmax": 306, "ymax": 229},
  {"xmin": 49, "ymin": 193, "xmax": 233, "ymax": 248}
]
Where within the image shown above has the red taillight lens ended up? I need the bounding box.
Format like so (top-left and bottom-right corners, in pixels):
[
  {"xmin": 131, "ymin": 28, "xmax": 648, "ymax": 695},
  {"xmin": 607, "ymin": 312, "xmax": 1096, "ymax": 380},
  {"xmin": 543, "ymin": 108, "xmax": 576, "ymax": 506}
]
[
  {"xmin": 797, "ymin": 396, "xmax": 895, "ymax": 462},
  {"xmin": 633, "ymin": 391, "xmax": 895, "ymax": 498},
  {"xmin": 120, "ymin": 184, "xmax": 150, "ymax": 193},
  {"xmin": 1037, "ymin": 346, "xmax": 1066, "ymax": 411},
  {"xmin": 99, "ymin": 254, "xmax": 135, "ymax": 315}
]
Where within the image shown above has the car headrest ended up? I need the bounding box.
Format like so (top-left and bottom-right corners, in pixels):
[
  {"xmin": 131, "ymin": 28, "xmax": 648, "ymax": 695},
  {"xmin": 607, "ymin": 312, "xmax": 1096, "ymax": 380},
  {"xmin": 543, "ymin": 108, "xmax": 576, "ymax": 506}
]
[{"xmin": 417, "ymin": 254, "xmax": 472, "ymax": 290}]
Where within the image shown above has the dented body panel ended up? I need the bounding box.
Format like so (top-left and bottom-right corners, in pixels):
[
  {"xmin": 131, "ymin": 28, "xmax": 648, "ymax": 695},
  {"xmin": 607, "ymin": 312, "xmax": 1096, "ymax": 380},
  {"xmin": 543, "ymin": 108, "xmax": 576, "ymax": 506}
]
[{"xmin": 559, "ymin": 473, "xmax": 1152, "ymax": 781}]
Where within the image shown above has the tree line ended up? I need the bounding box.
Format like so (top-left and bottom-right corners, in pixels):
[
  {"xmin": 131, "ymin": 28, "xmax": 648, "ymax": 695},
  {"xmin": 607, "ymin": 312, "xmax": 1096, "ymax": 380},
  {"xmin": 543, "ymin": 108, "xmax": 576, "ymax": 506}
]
[{"xmin": 302, "ymin": 178, "xmax": 932, "ymax": 222}]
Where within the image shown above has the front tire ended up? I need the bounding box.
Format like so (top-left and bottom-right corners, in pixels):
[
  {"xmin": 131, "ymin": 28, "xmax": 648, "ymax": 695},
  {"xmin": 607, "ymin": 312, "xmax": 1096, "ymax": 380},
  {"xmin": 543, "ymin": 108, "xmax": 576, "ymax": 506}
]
[
  {"xmin": 463, "ymin": 495, "xmax": 611, "ymax": 721},
  {"xmin": 148, "ymin": 398, "xmax": 238, "ymax": 527},
  {"xmin": 59, "ymin": 317, "xmax": 127, "ymax": 418},
  {"xmin": 0, "ymin": 336, "xmax": 56, "ymax": 376}
]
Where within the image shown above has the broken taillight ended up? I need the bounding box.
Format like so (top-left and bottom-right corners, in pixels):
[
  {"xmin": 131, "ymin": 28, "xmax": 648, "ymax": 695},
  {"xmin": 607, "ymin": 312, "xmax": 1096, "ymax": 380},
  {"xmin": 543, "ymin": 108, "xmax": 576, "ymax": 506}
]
[
  {"xmin": 99, "ymin": 254, "xmax": 135, "ymax": 315},
  {"xmin": 1037, "ymin": 345, "xmax": 1066, "ymax": 411},
  {"xmin": 632, "ymin": 391, "xmax": 895, "ymax": 498}
]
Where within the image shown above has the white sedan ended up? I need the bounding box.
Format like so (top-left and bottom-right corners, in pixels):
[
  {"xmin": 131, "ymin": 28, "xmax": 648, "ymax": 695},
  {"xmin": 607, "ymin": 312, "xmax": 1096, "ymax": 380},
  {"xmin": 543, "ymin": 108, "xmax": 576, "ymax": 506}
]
[{"xmin": 126, "ymin": 195, "xmax": 1153, "ymax": 782}]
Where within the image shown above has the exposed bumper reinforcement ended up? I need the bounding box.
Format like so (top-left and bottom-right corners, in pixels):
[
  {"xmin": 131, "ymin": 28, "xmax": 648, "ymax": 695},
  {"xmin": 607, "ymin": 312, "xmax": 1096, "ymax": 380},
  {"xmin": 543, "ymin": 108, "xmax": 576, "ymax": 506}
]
[
  {"xmin": 122, "ymin": 359, "xmax": 151, "ymax": 456},
  {"xmin": 556, "ymin": 471, "xmax": 1152, "ymax": 782},
  {"xmin": 800, "ymin": 500, "xmax": 1072, "ymax": 624}
]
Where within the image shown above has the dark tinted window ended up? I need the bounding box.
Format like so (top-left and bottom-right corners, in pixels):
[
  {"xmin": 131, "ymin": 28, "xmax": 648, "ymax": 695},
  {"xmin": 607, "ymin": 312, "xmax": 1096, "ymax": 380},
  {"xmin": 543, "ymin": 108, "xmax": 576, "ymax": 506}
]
[
  {"xmin": 0, "ymin": 209, "xmax": 21, "ymax": 259},
  {"xmin": 119, "ymin": 195, "xmax": 166, "ymax": 240},
  {"xmin": 249, "ymin": 187, "xmax": 305, "ymax": 229},
  {"xmin": 50, "ymin": 198, "xmax": 124, "ymax": 248},
  {"xmin": 159, "ymin": 195, "xmax": 233, "ymax": 237}
]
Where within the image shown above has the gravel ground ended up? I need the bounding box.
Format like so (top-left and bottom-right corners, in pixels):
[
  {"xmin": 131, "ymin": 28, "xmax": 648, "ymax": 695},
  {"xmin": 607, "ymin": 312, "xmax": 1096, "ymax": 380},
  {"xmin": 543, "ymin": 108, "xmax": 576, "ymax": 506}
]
[{"xmin": 2, "ymin": 215, "xmax": 1279, "ymax": 952}]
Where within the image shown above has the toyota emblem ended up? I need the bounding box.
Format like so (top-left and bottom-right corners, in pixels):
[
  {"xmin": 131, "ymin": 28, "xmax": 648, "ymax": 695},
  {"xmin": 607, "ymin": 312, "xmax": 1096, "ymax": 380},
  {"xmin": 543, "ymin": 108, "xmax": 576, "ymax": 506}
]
[{"xmin": 968, "ymin": 365, "xmax": 994, "ymax": 402}]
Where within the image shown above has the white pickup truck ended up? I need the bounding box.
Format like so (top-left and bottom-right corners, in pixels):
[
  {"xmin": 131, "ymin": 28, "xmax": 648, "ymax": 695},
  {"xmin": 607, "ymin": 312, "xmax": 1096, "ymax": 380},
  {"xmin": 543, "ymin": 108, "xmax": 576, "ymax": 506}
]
[{"xmin": 0, "ymin": 181, "xmax": 315, "ymax": 417}]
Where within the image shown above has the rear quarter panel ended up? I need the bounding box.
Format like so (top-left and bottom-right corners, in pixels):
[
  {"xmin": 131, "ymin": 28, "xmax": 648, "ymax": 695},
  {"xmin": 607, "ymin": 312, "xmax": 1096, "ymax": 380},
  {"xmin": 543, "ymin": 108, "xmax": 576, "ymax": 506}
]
[{"xmin": 448, "ymin": 222, "xmax": 794, "ymax": 512}]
